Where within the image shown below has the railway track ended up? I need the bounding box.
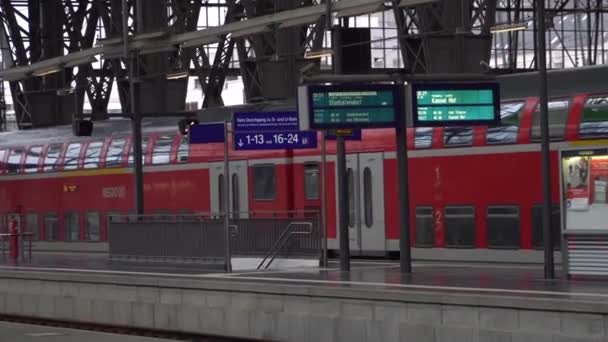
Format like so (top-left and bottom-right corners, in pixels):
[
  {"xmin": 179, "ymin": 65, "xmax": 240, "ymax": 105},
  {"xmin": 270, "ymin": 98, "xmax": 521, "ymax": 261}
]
[{"xmin": 0, "ymin": 314, "xmax": 262, "ymax": 341}]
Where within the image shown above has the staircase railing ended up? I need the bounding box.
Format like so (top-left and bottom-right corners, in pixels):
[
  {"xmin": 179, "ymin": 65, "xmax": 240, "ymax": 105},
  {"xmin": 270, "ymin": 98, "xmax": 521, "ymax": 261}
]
[{"xmin": 256, "ymin": 222, "xmax": 312, "ymax": 270}]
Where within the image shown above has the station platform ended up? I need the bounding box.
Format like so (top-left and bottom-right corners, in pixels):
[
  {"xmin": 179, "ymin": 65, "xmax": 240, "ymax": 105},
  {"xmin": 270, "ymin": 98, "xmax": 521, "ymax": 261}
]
[{"xmin": 0, "ymin": 254, "xmax": 606, "ymax": 342}]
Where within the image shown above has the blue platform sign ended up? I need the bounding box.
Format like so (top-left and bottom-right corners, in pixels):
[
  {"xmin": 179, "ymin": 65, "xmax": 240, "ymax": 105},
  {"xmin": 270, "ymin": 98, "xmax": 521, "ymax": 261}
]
[
  {"xmin": 188, "ymin": 123, "xmax": 225, "ymax": 144},
  {"xmin": 234, "ymin": 131, "xmax": 317, "ymax": 150},
  {"xmin": 233, "ymin": 111, "xmax": 299, "ymax": 132}
]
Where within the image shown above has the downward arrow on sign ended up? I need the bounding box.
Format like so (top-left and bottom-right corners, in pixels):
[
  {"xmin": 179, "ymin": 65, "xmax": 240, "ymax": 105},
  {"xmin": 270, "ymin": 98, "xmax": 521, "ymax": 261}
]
[{"xmin": 238, "ymin": 140, "xmax": 244, "ymax": 147}]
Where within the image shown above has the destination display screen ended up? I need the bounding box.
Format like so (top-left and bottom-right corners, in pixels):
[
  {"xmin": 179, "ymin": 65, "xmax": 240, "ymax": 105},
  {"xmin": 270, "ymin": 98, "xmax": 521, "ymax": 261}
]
[
  {"xmin": 411, "ymin": 82, "xmax": 501, "ymax": 127},
  {"xmin": 304, "ymin": 84, "xmax": 401, "ymax": 129}
]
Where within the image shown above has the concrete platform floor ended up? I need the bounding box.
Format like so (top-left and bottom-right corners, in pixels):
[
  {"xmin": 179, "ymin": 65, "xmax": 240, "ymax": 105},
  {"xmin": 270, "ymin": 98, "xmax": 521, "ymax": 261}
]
[
  {"xmin": 0, "ymin": 321, "xmax": 179, "ymax": 342},
  {"xmin": 3, "ymin": 252, "xmax": 607, "ymax": 304}
]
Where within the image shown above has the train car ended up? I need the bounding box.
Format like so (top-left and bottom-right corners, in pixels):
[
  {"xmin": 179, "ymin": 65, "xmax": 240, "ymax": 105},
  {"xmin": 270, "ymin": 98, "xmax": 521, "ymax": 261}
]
[{"xmin": 1, "ymin": 72, "xmax": 608, "ymax": 261}]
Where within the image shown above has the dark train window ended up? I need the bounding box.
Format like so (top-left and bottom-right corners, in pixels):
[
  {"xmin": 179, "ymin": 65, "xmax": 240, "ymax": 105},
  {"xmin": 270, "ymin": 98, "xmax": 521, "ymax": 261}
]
[
  {"xmin": 44, "ymin": 213, "xmax": 58, "ymax": 241},
  {"xmin": 579, "ymin": 95, "xmax": 608, "ymax": 138},
  {"xmin": 152, "ymin": 135, "xmax": 173, "ymax": 165},
  {"xmin": 486, "ymin": 102, "xmax": 524, "ymax": 144},
  {"xmin": 44, "ymin": 144, "xmax": 63, "ymax": 172},
  {"xmin": 444, "ymin": 206, "xmax": 475, "ymax": 248},
  {"xmin": 63, "ymin": 143, "xmax": 83, "ymax": 170},
  {"xmin": 7, "ymin": 148, "xmax": 24, "ymax": 174},
  {"xmin": 24, "ymin": 146, "xmax": 42, "ymax": 173},
  {"xmin": 63, "ymin": 211, "xmax": 80, "ymax": 241},
  {"xmin": 486, "ymin": 206, "xmax": 520, "ymax": 249},
  {"xmin": 25, "ymin": 213, "xmax": 39, "ymax": 241},
  {"xmin": 531, "ymin": 205, "xmax": 561, "ymax": 250},
  {"xmin": 415, "ymin": 207, "xmax": 434, "ymax": 247},
  {"xmin": 252, "ymin": 165, "xmax": 275, "ymax": 200},
  {"xmin": 530, "ymin": 99, "xmax": 569, "ymax": 141},
  {"xmin": 177, "ymin": 138, "xmax": 189, "ymax": 163},
  {"xmin": 363, "ymin": 167, "xmax": 373, "ymax": 228},
  {"xmin": 128, "ymin": 136, "xmax": 150, "ymax": 166},
  {"xmin": 347, "ymin": 168, "xmax": 355, "ymax": 228},
  {"xmin": 105, "ymin": 138, "xmax": 126, "ymax": 168},
  {"xmin": 85, "ymin": 212, "xmax": 100, "ymax": 241},
  {"xmin": 83, "ymin": 141, "xmax": 103, "ymax": 169},
  {"xmin": 232, "ymin": 173, "xmax": 240, "ymax": 218},
  {"xmin": 414, "ymin": 128, "xmax": 433, "ymax": 149},
  {"xmin": 304, "ymin": 163, "xmax": 320, "ymax": 200},
  {"xmin": 443, "ymin": 127, "xmax": 473, "ymax": 147}
]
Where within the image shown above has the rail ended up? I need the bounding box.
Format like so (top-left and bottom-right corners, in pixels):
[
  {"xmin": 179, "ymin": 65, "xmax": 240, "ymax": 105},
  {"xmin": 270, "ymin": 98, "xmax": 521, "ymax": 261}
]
[
  {"xmin": 257, "ymin": 222, "xmax": 313, "ymax": 270},
  {"xmin": 0, "ymin": 232, "xmax": 33, "ymax": 261}
]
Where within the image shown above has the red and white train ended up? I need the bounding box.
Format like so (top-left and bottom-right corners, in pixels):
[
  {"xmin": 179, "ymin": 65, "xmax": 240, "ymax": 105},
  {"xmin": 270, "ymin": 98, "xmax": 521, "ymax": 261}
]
[{"xmin": 1, "ymin": 71, "xmax": 608, "ymax": 260}]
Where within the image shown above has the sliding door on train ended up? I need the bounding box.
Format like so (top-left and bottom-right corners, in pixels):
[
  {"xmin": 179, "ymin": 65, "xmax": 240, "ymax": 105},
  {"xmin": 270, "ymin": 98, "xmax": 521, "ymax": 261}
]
[
  {"xmin": 337, "ymin": 153, "xmax": 386, "ymax": 253},
  {"xmin": 209, "ymin": 160, "xmax": 249, "ymax": 219}
]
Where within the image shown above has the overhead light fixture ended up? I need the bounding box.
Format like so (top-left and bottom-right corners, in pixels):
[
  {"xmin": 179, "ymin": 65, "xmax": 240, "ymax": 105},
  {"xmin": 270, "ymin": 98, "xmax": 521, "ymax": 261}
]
[
  {"xmin": 490, "ymin": 22, "xmax": 528, "ymax": 34},
  {"xmin": 181, "ymin": 36, "xmax": 220, "ymax": 48},
  {"xmin": 166, "ymin": 70, "xmax": 190, "ymax": 80},
  {"xmin": 64, "ymin": 56, "xmax": 98, "ymax": 68},
  {"xmin": 32, "ymin": 66, "xmax": 62, "ymax": 77},
  {"xmin": 304, "ymin": 48, "xmax": 334, "ymax": 59}
]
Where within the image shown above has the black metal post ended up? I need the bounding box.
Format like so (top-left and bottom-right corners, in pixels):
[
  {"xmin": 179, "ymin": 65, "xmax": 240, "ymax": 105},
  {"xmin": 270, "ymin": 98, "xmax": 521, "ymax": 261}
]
[
  {"xmin": 333, "ymin": 25, "xmax": 350, "ymax": 272},
  {"xmin": 398, "ymin": 84, "xmax": 411, "ymax": 273},
  {"xmin": 124, "ymin": 0, "xmax": 144, "ymax": 216},
  {"xmin": 537, "ymin": 0, "xmax": 555, "ymax": 279}
]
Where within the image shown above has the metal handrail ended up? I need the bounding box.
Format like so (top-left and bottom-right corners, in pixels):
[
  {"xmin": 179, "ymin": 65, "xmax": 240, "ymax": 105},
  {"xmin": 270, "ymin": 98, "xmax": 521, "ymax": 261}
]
[{"xmin": 257, "ymin": 222, "xmax": 313, "ymax": 270}]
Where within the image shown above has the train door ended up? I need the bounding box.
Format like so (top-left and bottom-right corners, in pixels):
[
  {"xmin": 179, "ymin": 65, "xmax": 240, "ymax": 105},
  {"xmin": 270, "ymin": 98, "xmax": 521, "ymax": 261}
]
[
  {"xmin": 209, "ymin": 161, "xmax": 249, "ymax": 218},
  {"xmin": 337, "ymin": 152, "xmax": 386, "ymax": 253}
]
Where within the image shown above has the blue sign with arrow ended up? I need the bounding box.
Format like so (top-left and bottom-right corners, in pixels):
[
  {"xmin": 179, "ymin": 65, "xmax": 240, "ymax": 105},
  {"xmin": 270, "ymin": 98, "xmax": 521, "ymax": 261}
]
[
  {"xmin": 233, "ymin": 111, "xmax": 299, "ymax": 132},
  {"xmin": 234, "ymin": 131, "xmax": 317, "ymax": 151},
  {"xmin": 188, "ymin": 123, "xmax": 225, "ymax": 144}
]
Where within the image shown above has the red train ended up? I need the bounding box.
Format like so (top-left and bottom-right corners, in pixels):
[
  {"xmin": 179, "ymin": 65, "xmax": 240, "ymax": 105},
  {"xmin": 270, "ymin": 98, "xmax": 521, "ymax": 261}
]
[{"xmin": 1, "ymin": 82, "xmax": 607, "ymax": 260}]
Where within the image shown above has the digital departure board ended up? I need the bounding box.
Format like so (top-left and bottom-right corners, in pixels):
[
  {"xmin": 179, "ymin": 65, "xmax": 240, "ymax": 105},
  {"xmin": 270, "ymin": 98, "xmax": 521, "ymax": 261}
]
[
  {"xmin": 297, "ymin": 84, "xmax": 401, "ymax": 130},
  {"xmin": 411, "ymin": 82, "xmax": 501, "ymax": 127}
]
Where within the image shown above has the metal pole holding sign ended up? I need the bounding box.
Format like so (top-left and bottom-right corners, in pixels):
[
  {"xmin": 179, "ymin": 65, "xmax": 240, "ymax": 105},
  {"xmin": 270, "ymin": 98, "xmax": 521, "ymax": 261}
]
[
  {"xmin": 537, "ymin": 0, "xmax": 555, "ymax": 279},
  {"xmin": 223, "ymin": 120, "xmax": 232, "ymax": 273},
  {"xmin": 321, "ymin": 130, "xmax": 328, "ymax": 267},
  {"xmin": 332, "ymin": 25, "xmax": 350, "ymax": 272},
  {"xmin": 399, "ymin": 84, "xmax": 412, "ymax": 273}
]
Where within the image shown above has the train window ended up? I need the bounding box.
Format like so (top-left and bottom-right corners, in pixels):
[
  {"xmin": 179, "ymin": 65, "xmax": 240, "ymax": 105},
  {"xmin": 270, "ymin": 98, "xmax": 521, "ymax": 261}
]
[
  {"xmin": 63, "ymin": 211, "xmax": 80, "ymax": 241},
  {"xmin": 44, "ymin": 144, "xmax": 63, "ymax": 172},
  {"xmin": 486, "ymin": 102, "xmax": 524, "ymax": 145},
  {"xmin": 347, "ymin": 168, "xmax": 355, "ymax": 228},
  {"xmin": 531, "ymin": 99, "xmax": 569, "ymax": 141},
  {"xmin": 486, "ymin": 206, "xmax": 520, "ymax": 249},
  {"xmin": 444, "ymin": 206, "xmax": 475, "ymax": 248},
  {"xmin": 415, "ymin": 207, "xmax": 434, "ymax": 247},
  {"xmin": 252, "ymin": 165, "xmax": 275, "ymax": 200},
  {"xmin": 151, "ymin": 135, "xmax": 173, "ymax": 165},
  {"xmin": 218, "ymin": 174, "xmax": 225, "ymax": 214},
  {"xmin": 579, "ymin": 95, "xmax": 608, "ymax": 138},
  {"xmin": 443, "ymin": 127, "xmax": 473, "ymax": 147},
  {"xmin": 0, "ymin": 213, "xmax": 5, "ymax": 233},
  {"xmin": 105, "ymin": 138, "xmax": 126, "ymax": 168},
  {"xmin": 7, "ymin": 148, "xmax": 24, "ymax": 174},
  {"xmin": 128, "ymin": 136, "xmax": 150, "ymax": 166},
  {"xmin": 304, "ymin": 163, "xmax": 320, "ymax": 200},
  {"xmin": 85, "ymin": 212, "xmax": 100, "ymax": 241},
  {"xmin": 44, "ymin": 213, "xmax": 58, "ymax": 241},
  {"xmin": 83, "ymin": 141, "xmax": 104, "ymax": 169},
  {"xmin": 63, "ymin": 143, "xmax": 83, "ymax": 170},
  {"xmin": 531, "ymin": 205, "xmax": 561, "ymax": 250},
  {"xmin": 177, "ymin": 138, "xmax": 189, "ymax": 163},
  {"xmin": 25, "ymin": 213, "xmax": 39, "ymax": 241},
  {"xmin": 232, "ymin": 173, "xmax": 240, "ymax": 218},
  {"xmin": 24, "ymin": 146, "xmax": 42, "ymax": 173},
  {"xmin": 363, "ymin": 167, "xmax": 373, "ymax": 228},
  {"xmin": 414, "ymin": 128, "xmax": 433, "ymax": 149}
]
